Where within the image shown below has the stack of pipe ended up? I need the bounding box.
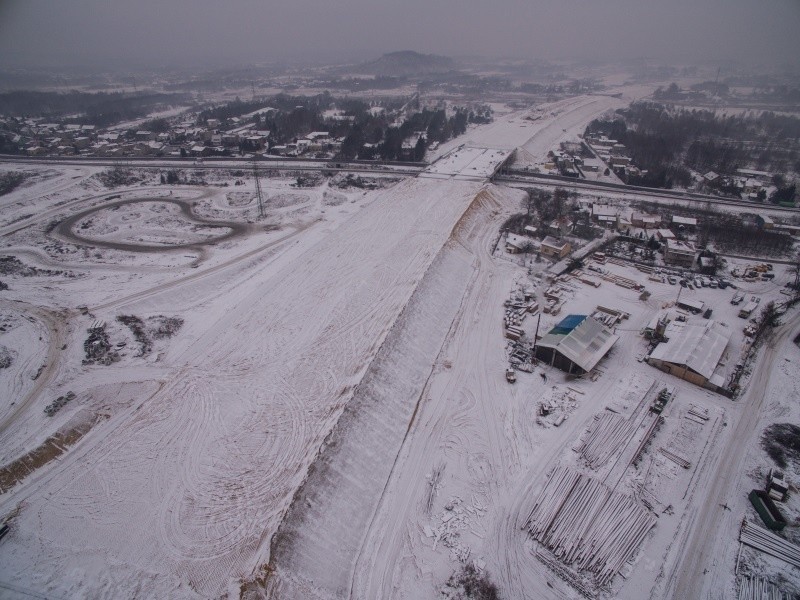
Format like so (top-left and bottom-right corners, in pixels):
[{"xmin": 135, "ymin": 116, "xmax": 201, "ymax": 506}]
[
  {"xmin": 740, "ymin": 519, "xmax": 800, "ymax": 568},
  {"xmin": 658, "ymin": 447, "xmax": 691, "ymax": 469}
]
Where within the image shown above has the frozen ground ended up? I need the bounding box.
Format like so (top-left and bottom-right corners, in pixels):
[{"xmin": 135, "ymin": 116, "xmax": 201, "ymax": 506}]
[
  {"xmin": 0, "ymin": 167, "xmax": 488, "ymax": 598},
  {"xmin": 2, "ymin": 86, "xmax": 798, "ymax": 600}
]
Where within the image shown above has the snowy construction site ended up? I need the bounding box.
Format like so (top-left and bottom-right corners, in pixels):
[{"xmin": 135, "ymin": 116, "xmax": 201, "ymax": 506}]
[{"xmin": 1, "ymin": 90, "xmax": 800, "ymax": 600}]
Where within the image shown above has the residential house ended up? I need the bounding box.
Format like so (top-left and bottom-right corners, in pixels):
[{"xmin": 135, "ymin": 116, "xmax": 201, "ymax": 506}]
[
  {"xmin": 663, "ymin": 239, "xmax": 696, "ymax": 267},
  {"xmin": 505, "ymin": 233, "xmax": 535, "ymax": 254},
  {"xmin": 540, "ymin": 236, "xmax": 572, "ymax": 259},
  {"xmin": 656, "ymin": 229, "xmax": 676, "ymax": 242},
  {"xmin": 548, "ymin": 217, "xmax": 573, "ymax": 237},
  {"xmin": 672, "ymin": 215, "xmax": 698, "ymax": 230},
  {"xmin": 631, "ymin": 213, "xmax": 661, "ymax": 229},
  {"xmin": 756, "ymin": 214, "xmax": 775, "ymax": 229}
]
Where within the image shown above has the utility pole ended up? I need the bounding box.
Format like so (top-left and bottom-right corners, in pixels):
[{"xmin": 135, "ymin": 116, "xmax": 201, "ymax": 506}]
[{"xmin": 252, "ymin": 159, "xmax": 265, "ymax": 220}]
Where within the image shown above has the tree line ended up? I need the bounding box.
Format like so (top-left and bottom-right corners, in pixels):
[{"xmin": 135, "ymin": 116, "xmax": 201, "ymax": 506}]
[
  {"xmin": 586, "ymin": 102, "xmax": 800, "ymax": 190},
  {"xmin": 0, "ymin": 90, "xmax": 188, "ymax": 128}
]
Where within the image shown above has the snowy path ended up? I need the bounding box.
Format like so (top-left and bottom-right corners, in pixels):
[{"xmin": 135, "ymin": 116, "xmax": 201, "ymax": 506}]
[
  {"xmin": 0, "ymin": 300, "xmax": 67, "ymax": 438},
  {"xmin": 346, "ymin": 186, "xmax": 532, "ymax": 599}
]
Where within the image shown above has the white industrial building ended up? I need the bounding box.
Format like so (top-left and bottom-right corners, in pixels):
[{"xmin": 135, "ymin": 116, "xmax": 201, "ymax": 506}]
[{"xmin": 647, "ymin": 319, "xmax": 730, "ymax": 391}]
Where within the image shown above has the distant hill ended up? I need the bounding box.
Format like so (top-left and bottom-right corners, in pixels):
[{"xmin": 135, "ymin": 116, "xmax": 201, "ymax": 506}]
[{"xmin": 358, "ymin": 51, "xmax": 456, "ymax": 76}]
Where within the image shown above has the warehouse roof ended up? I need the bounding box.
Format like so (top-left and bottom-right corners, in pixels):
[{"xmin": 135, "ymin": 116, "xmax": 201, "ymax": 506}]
[
  {"xmin": 648, "ymin": 320, "xmax": 729, "ymax": 380},
  {"xmin": 538, "ymin": 315, "xmax": 619, "ymax": 373},
  {"xmin": 550, "ymin": 314, "xmax": 587, "ymax": 335}
]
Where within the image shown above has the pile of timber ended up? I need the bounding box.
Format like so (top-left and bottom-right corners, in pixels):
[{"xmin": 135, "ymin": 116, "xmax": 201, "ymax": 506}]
[
  {"xmin": 737, "ymin": 576, "xmax": 786, "ymax": 600},
  {"xmin": 686, "ymin": 404, "xmax": 710, "ymax": 424},
  {"xmin": 575, "ymin": 413, "xmax": 638, "ymax": 470},
  {"xmin": 569, "ymin": 270, "xmax": 602, "ymax": 288},
  {"xmin": 525, "ymin": 466, "xmax": 656, "ymax": 587},
  {"xmin": 596, "ymin": 305, "xmax": 630, "ymax": 320},
  {"xmin": 658, "ymin": 447, "xmax": 691, "ymax": 469},
  {"xmin": 630, "ymin": 415, "xmax": 662, "ymax": 465},
  {"xmin": 600, "ymin": 273, "xmax": 643, "ymax": 291},
  {"xmin": 740, "ymin": 519, "xmax": 800, "ymax": 568}
]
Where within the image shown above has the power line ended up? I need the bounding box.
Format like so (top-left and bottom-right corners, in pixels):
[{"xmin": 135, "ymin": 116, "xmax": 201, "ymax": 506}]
[{"xmin": 252, "ymin": 159, "xmax": 265, "ymax": 220}]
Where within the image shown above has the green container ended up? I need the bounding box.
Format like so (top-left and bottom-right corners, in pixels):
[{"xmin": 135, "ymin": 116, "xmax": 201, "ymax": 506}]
[{"xmin": 749, "ymin": 489, "xmax": 787, "ymax": 531}]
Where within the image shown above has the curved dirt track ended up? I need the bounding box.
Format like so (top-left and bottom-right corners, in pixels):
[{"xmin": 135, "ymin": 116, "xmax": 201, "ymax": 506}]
[{"xmin": 54, "ymin": 197, "xmax": 253, "ymax": 254}]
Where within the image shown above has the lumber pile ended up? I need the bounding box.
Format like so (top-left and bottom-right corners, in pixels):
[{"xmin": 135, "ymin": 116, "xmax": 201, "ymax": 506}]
[
  {"xmin": 600, "ymin": 273, "xmax": 643, "ymax": 291},
  {"xmin": 737, "ymin": 576, "xmax": 786, "ymax": 600},
  {"xmin": 525, "ymin": 466, "xmax": 656, "ymax": 586},
  {"xmin": 569, "ymin": 270, "xmax": 602, "ymax": 288},
  {"xmin": 575, "ymin": 413, "xmax": 638, "ymax": 470},
  {"xmin": 658, "ymin": 447, "xmax": 691, "ymax": 469},
  {"xmin": 685, "ymin": 404, "xmax": 710, "ymax": 424},
  {"xmin": 630, "ymin": 414, "xmax": 662, "ymax": 465},
  {"xmin": 740, "ymin": 519, "xmax": 800, "ymax": 568}
]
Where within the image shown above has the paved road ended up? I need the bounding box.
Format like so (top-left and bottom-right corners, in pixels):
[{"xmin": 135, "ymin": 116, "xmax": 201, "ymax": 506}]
[
  {"xmin": 496, "ymin": 174, "xmax": 800, "ymax": 216},
  {"xmin": 0, "ymin": 154, "xmax": 424, "ymax": 176}
]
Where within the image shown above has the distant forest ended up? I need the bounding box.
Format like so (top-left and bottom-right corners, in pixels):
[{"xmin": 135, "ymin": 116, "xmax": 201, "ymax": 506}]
[
  {"xmin": 586, "ymin": 102, "xmax": 800, "ymax": 191},
  {"xmin": 0, "ymin": 90, "xmax": 190, "ymax": 127},
  {"xmin": 198, "ymin": 93, "xmax": 484, "ymax": 161}
]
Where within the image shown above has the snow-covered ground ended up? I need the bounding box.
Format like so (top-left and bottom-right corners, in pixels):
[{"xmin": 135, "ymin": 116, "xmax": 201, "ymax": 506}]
[
  {"xmin": 0, "ymin": 167, "xmax": 488, "ymax": 598},
  {"xmin": 1, "ymin": 87, "xmax": 797, "ymax": 600}
]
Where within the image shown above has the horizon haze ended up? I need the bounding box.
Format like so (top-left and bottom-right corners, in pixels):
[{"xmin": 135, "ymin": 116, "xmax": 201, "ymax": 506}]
[{"xmin": 0, "ymin": 0, "xmax": 799, "ymax": 70}]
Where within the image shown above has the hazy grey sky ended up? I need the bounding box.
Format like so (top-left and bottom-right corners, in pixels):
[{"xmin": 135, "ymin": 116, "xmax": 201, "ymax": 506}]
[{"xmin": 0, "ymin": 0, "xmax": 798, "ymax": 69}]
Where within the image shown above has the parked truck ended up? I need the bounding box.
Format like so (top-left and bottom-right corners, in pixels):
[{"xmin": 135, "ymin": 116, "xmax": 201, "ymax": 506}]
[{"xmin": 739, "ymin": 301, "xmax": 758, "ymax": 318}]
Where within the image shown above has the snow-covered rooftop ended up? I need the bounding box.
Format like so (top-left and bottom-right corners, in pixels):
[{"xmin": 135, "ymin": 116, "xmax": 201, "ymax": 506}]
[
  {"xmin": 592, "ymin": 204, "xmax": 618, "ymax": 218},
  {"xmin": 649, "ymin": 320, "xmax": 730, "ymax": 380},
  {"xmin": 538, "ymin": 315, "xmax": 619, "ymax": 373}
]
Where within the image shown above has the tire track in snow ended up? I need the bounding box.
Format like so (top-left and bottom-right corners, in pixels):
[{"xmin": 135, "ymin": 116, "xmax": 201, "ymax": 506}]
[
  {"xmin": 261, "ymin": 187, "xmax": 509, "ymax": 599},
  {"xmin": 8, "ymin": 177, "xmax": 481, "ymax": 598},
  {"xmin": 348, "ymin": 187, "xmax": 516, "ymax": 599}
]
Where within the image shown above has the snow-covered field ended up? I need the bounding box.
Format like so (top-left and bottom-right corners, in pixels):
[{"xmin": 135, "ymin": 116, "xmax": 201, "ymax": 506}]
[
  {"xmin": 0, "ymin": 166, "xmax": 490, "ymax": 597},
  {"xmin": 1, "ymin": 87, "xmax": 798, "ymax": 600}
]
